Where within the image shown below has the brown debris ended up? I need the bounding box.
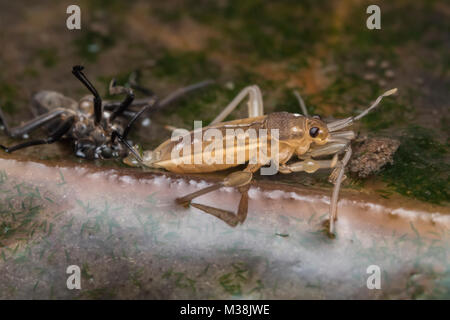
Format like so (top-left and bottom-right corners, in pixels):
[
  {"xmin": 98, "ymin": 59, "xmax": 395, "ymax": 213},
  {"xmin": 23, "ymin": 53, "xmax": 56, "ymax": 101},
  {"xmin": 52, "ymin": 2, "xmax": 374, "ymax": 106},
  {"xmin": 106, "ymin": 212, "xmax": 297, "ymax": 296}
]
[{"xmin": 349, "ymin": 137, "xmax": 400, "ymax": 178}]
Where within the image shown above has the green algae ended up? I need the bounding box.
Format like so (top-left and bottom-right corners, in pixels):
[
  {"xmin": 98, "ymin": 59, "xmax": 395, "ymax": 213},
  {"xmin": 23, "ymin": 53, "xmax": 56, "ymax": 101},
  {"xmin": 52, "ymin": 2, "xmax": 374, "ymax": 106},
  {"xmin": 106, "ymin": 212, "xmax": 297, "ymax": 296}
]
[
  {"xmin": 154, "ymin": 0, "xmax": 333, "ymax": 61},
  {"xmin": 0, "ymin": 81, "xmax": 18, "ymax": 115},
  {"xmin": 152, "ymin": 49, "xmax": 220, "ymax": 81},
  {"xmin": 37, "ymin": 48, "xmax": 59, "ymax": 68},
  {"xmin": 74, "ymin": 29, "xmax": 116, "ymax": 62},
  {"xmin": 381, "ymin": 125, "xmax": 449, "ymax": 204}
]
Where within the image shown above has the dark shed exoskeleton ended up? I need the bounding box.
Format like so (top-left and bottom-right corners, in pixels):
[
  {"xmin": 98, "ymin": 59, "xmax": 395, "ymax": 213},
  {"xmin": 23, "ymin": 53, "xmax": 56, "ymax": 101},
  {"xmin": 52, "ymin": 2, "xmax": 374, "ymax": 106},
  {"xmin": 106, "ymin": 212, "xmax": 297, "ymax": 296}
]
[{"xmin": 0, "ymin": 66, "xmax": 213, "ymax": 160}]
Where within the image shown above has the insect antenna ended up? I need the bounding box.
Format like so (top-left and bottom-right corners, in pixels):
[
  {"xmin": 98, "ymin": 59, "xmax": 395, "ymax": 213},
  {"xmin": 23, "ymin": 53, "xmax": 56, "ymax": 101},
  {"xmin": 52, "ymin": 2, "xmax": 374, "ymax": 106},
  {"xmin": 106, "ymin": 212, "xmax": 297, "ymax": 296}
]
[
  {"xmin": 293, "ymin": 90, "xmax": 308, "ymax": 116},
  {"xmin": 327, "ymin": 88, "xmax": 397, "ymax": 132}
]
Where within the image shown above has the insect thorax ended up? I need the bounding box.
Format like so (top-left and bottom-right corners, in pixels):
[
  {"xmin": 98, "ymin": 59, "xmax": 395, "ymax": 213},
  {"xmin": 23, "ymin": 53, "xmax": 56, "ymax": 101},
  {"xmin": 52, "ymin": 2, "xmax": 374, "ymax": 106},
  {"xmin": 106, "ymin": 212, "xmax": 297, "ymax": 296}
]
[
  {"xmin": 71, "ymin": 115, "xmax": 126, "ymax": 159},
  {"xmin": 265, "ymin": 112, "xmax": 307, "ymax": 141}
]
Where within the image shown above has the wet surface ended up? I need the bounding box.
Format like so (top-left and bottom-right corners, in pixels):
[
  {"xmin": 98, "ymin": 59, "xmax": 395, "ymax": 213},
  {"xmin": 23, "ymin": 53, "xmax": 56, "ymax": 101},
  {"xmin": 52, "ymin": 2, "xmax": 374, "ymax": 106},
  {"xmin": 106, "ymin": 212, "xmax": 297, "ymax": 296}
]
[{"xmin": 0, "ymin": 155, "xmax": 448, "ymax": 299}]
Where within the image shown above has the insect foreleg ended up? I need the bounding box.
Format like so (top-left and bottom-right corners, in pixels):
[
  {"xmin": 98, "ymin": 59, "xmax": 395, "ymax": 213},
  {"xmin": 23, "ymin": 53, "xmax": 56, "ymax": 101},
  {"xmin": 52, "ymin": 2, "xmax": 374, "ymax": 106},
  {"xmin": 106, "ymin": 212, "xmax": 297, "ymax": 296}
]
[
  {"xmin": 303, "ymin": 140, "xmax": 349, "ymax": 158},
  {"xmin": 279, "ymin": 154, "xmax": 338, "ymax": 174},
  {"xmin": 329, "ymin": 144, "xmax": 352, "ymax": 234}
]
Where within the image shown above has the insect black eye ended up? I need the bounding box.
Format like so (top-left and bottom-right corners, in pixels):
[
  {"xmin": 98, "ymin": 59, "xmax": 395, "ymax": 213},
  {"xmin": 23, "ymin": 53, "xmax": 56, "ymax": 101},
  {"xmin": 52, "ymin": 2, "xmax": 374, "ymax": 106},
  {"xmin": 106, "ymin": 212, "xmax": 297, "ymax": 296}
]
[{"xmin": 309, "ymin": 127, "xmax": 320, "ymax": 138}]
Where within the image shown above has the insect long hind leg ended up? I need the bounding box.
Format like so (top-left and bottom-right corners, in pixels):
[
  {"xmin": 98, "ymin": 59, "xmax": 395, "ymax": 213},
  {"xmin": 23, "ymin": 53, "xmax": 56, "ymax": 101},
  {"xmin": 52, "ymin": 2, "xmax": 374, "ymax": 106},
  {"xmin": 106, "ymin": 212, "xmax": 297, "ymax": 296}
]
[
  {"xmin": 0, "ymin": 108, "xmax": 68, "ymax": 138},
  {"xmin": 329, "ymin": 144, "xmax": 352, "ymax": 234},
  {"xmin": 210, "ymin": 85, "xmax": 264, "ymax": 125},
  {"xmin": 176, "ymin": 184, "xmax": 223, "ymax": 206},
  {"xmin": 0, "ymin": 116, "xmax": 74, "ymax": 153},
  {"xmin": 176, "ymin": 170, "xmax": 254, "ymax": 226},
  {"xmin": 190, "ymin": 185, "xmax": 250, "ymax": 227}
]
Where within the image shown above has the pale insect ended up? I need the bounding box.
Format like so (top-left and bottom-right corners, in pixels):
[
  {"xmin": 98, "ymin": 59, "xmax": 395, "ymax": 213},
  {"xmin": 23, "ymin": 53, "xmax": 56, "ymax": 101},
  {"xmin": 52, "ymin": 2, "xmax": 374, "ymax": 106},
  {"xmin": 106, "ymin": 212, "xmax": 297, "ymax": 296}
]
[{"xmin": 125, "ymin": 85, "xmax": 397, "ymax": 235}]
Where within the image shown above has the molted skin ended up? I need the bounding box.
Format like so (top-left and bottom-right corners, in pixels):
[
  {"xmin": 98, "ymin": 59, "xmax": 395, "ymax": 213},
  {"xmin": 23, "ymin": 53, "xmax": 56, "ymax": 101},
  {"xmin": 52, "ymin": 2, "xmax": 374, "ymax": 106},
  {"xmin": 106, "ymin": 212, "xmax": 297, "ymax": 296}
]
[
  {"xmin": 70, "ymin": 114, "xmax": 127, "ymax": 159},
  {"xmin": 32, "ymin": 91, "xmax": 127, "ymax": 159},
  {"xmin": 138, "ymin": 112, "xmax": 330, "ymax": 174}
]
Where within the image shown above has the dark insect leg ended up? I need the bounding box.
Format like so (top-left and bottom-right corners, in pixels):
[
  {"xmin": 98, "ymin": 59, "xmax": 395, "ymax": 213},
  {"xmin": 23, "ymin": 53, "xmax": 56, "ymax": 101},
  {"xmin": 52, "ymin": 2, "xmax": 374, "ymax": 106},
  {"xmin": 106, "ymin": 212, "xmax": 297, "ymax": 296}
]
[
  {"xmin": 109, "ymin": 100, "xmax": 159, "ymax": 161},
  {"xmin": 0, "ymin": 107, "xmax": 68, "ymax": 138},
  {"xmin": 111, "ymin": 130, "xmax": 142, "ymax": 162},
  {"xmin": 128, "ymin": 70, "xmax": 154, "ymax": 96},
  {"xmin": 107, "ymin": 97, "xmax": 159, "ymax": 163},
  {"xmin": 72, "ymin": 65, "xmax": 103, "ymax": 125},
  {"xmin": 103, "ymin": 70, "xmax": 154, "ymax": 113},
  {"xmin": 108, "ymin": 79, "xmax": 135, "ymax": 121},
  {"xmin": 121, "ymin": 100, "xmax": 158, "ymax": 140},
  {"xmin": 0, "ymin": 116, "xmax": 74, "ymax": 153}
]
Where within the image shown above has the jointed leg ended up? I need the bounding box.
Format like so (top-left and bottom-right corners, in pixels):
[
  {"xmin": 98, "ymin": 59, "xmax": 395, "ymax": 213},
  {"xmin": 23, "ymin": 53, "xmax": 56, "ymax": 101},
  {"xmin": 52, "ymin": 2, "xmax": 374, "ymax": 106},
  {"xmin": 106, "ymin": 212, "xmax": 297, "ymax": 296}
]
[
  {"xmin": 189, "ymin": 185, "xmax": 250, "ymax": 227},
  {"xmin": 72, "ymin": 65, "xmax": 103, "ymax": 125},
  {"xmin": 329, "ymin": 144, "xmax": 352, "ymax": 234},
  {"xmin": 128, "ymin": 70, "xmax": 154, "ymax": 96},
  {"xmin": 0, "ymin": 116, "xmax": 74, "ymax": 153},
  {"xmin": 302, "ymin": 139, "xmax": 349, "ymax": 158},
  {"xmin": 111, "ymin": 99, "xmax": 159, "ymax": 162},
  {"xmin": 279, "ymin": 154, "xmax": 339, "ymax": 174},
  {"xmin": 176, "ymin": 167, "xmax": 257, "ymax": 226},
  {"xmin": 210, "ymin": 85, "xmax": 264, "ymax": 125},
  {"xmin": 121, "ymin": 100, "xmax": 158, "ymax": 140},
  {"xmin": 108, "ymin": 79, "xmax": 135, "ymax": 121},
  {"xmin": 0, "ymin": 107, "xmax": 68, "ymax": 138},
  {"xmin": 111, "ymin": 129, "xmax": 143, "ymax": 162}
]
